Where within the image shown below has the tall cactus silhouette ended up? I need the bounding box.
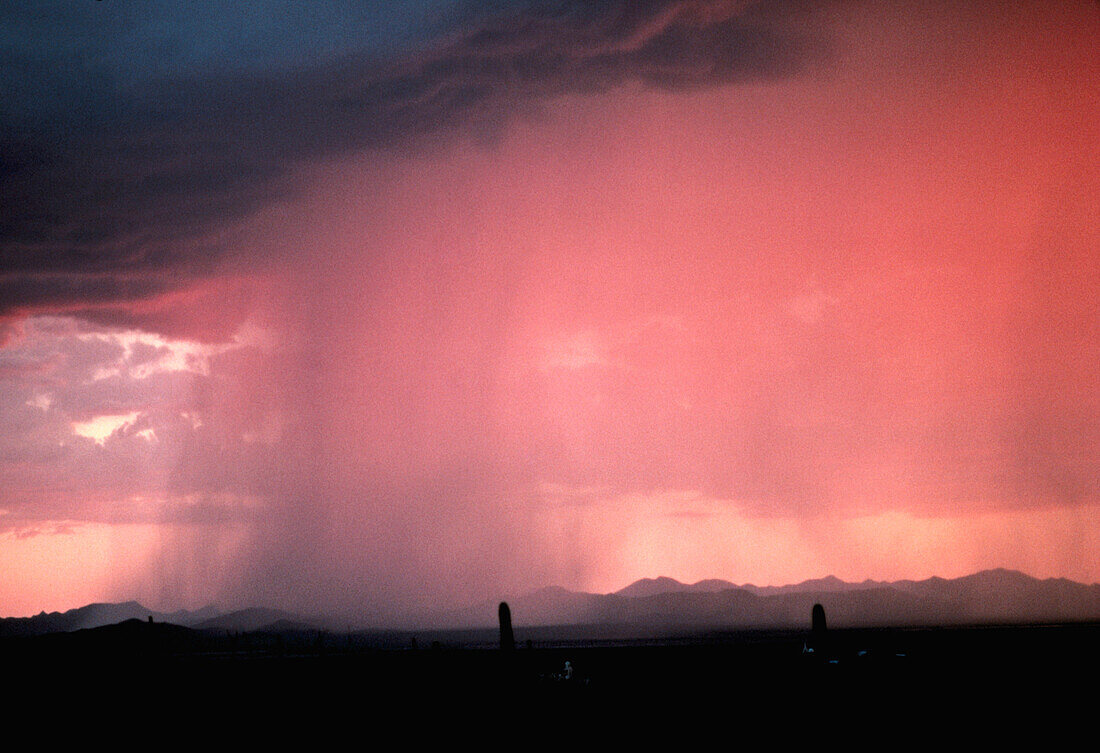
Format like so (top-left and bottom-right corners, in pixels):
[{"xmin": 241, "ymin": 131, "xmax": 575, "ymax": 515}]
[
  {"xmin": 812, "ymin": 603, "xmax": 827, "ymax": 635},
  {"xmin": 811, "ymin": 603, "xmax": 828, "ymax": 655},
  {"xmin": 498, "ymin": 601, "xmax": 514, "ymax": 652}
]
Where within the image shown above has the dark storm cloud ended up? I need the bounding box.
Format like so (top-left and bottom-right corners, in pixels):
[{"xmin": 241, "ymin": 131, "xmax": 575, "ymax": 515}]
[{"xmin": 1, "ymin": 0, "xmax": 820, "ymax": 337}]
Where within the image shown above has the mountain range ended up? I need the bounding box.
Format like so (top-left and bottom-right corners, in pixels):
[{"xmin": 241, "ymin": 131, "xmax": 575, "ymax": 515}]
[
  {"xmin": 0, "ymin": 601, "xmax": 306, "ymax": 638},
  {"xmin": 4, "ymin": 569, "xmax": 1099, "ymax": 638},
  {"xmin": 430, "ymin": 568, "xmax": 1100, "ymax": 630}
]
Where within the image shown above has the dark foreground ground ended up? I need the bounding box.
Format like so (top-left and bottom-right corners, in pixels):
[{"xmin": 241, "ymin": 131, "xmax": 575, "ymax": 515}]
[{"xmin": 5, "ymin": 621, "xmax": 1097, "ymax": 742}]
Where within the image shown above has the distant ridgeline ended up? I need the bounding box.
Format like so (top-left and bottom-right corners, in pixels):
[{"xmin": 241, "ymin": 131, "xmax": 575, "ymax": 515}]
[
  {"xmin": 0, "ymin": 602, "xmax": 299, "ymax": 638},
  {"xmin": 431, "ymin": 569, "xmax": 1100, "ymax": 631},
  {"xmin": 4, "ymin": 569, "xmax": 1100, "ymax": 637}
]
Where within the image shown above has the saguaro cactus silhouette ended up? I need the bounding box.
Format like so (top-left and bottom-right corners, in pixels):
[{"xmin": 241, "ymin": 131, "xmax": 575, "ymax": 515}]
[
  {"xmin": 498, "ymin": 601, "xmax": 514, "ymax": 652},
  {"xmin": 811, "ymin": 603, "xmax": 828, "ymax": 655},
  {"xmin": 812, "ymin": 603, "xmax": 827, "ymax": 635}
]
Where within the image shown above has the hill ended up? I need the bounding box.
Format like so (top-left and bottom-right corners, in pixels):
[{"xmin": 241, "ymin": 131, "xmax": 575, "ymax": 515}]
[
  {"xmin": 6, "ymin": 569, "xmax": 1100, "ymax": 636},
  {"xmin": 437, "ymin": 569, "xmax": 1100, "ymax": 630},
  {"xmin": 0, "ymin": 601, "xmax": 220, "ymax": 638},
  {"xmin": 196, "ymin": 607, "xmax": 308, "ymax": 633}
]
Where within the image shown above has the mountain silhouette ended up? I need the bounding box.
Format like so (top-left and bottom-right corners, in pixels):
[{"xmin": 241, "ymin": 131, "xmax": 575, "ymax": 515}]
[
  {"xmin": 195, "ymin": 607, "xmax": 306, "ymax": 633},
  {"xmin": 5, "ymin": 569, "xmax": 1100, "ymax": 636},
  {"xmin": 615, "ymin": 576, "xmax": 697, "ymax": 599},
  {"xmin": 613, "ymin": 576, "xmax": 748, "ymax": 598},
  {"xmin": 0, "ymin": 601, "xmax": 221, "ymax": 638},
  {"xmin": 435, "ymin": 569, "xmax": 1100, "ymax": 630}
]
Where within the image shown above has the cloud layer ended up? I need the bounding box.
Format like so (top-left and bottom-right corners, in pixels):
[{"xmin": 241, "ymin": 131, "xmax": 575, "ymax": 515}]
[{"xmin": 1, "ymin": 0, "xmax": 818, "ymax": 340}]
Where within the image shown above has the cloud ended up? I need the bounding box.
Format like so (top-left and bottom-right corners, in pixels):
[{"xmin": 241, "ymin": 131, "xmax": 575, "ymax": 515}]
[
  {"xmin": 0, "ymin": 0, "xmax": 820, "ymax": 339},
  {"xmin": 0, "ymin": 315, "xmax": 276, "ymax": 533}
]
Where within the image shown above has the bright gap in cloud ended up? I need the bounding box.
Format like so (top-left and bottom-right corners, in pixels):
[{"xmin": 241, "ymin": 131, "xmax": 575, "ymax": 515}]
[{"xmin": 71, "ymin": 412, "xmax": 140, "ymax": 445}]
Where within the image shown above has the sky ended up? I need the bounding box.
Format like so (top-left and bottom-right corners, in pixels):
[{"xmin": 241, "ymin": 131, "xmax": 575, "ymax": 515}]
[{"xmin": 1, "ymin": 0, "xmax": 1098, "ymax": 621}]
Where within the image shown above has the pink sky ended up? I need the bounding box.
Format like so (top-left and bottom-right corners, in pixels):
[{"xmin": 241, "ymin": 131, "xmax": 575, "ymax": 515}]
[{"xmin": 1, "ymin": 1, "xmax": 1097, "ymax": 620}]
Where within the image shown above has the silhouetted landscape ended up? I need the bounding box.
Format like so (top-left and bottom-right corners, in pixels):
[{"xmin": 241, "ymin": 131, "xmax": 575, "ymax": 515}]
[
  {"xmin": 432, "ymin": 568, "xmax": 1100, "ymax": 631},
  {"xmin": 8, "ymin": 569, "xmax": 1099, "ymax": 639},
  {"xmin": 5, "ymin": 568, "xmax": 1098, "ymax": 736}
]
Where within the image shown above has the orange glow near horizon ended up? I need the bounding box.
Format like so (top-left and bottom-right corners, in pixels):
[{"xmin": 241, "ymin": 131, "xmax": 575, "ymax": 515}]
[
  {"xmin": 0, "ymin": 524, "xmax": 160, "ymax": 617},
  {"xmin": 4, "ymin": 495, "xmax": 1099, "ymax": 617},
  {"xmin": 556, "ymin": 496, "xmax": 1100, "ymax": 595}
]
